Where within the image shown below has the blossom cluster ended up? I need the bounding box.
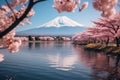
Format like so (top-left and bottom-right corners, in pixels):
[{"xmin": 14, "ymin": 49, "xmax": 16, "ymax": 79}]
[
  {"xmin": 92, "ymin": 0, "xmax": 118, "ymax": 17},
  {"xmin": 0, "ymin": 0, "xmax": 35, "ymax": 53},
  {"xmin": 79, "ymin": 2, "xmax": 89, "ymax": 12},
  {"xmin": 73, "ymin": 11, "xmax": 120, "ymax": 46},
  {"xmin": 53, "ymin": 0, "xmax": 80, "ymax": 13},
  {"xmin": 39, "ymin": 36, "xmax": 55, "ymax": 41},
  {"xmin": 53, "ymin": 0, "xmax": 118, "ymax": 17}
]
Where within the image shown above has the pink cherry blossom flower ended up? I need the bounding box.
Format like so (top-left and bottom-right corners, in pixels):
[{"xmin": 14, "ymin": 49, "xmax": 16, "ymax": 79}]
[
  {"xmin": 79, "ymin": 2, "xmax": 89, "ymax": 12},
  {"xmin": 92, "ymin": 0, "xmax": 118, "ymax": 17},
  {"xmin": 7, "ymin": 40, "xmax": 21, "ymax": 53},
  {"xmin": 53, "ymin": 0, "xmax": 80, "ymax": 13}
]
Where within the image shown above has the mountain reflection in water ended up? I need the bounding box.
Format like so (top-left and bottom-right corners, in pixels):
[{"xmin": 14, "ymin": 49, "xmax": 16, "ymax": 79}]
[
  {"xmin": 0, "ymin": 42, "xmax": 120, "ymax": 80},
  {"xmin": 28, "ymin": 42, "xmax": 77, "ymax": 71},
  {"xmin": 0, "ymin": 53, "xmax": 4, "ymax": 62}
]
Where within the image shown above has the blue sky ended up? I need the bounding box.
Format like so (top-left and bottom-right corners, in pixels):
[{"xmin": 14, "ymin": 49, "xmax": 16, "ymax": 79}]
[
  {"xmin": 0, "ymin": 0, "xmax": 119, "ymax": 31},
  {"xmin": 16, "ymin": 0, "xmax": 101, "ymax": 31}
]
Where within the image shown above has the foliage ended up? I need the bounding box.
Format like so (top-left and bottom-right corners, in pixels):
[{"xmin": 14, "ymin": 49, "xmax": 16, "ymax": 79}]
[
  {"xmin": 0, "ymin": 0, "xmax": 45, "ymax": 53},
  {"xmin": 93, "ymin": 0, "xmax": 118, "ymax": 17},
  {"xmin": 85, "ymin": 43, "xmax": 99, "ymax": 49},
  {"xmin": 85, "ymin": 43, "xmax": 120, "ymax": 54},
  {"xmin": 53, "ymin": 0, "xmax": 89, "ymax": 13},
  {"xmin": 73, "ymin": 11, "xmax": 120, "ymax": 47}
]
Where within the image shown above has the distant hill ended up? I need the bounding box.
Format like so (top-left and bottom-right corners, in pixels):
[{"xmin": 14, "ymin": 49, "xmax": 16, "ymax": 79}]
[{"xmin": 16, "ymin": 16, "xmax": 86, "ymax": 36}]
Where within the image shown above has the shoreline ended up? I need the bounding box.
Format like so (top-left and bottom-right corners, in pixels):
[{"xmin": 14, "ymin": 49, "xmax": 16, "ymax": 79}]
[
  {"xmin": 73, "ymin": 42, "xmax": 120, "ymax": 56},
  {"xmin": 28, "ymin": 40, "xmax": 72, "ymax": 43}
]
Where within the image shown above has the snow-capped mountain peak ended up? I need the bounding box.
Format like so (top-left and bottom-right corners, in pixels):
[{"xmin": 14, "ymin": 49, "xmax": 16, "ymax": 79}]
[
  {"xmin": 17, "ymin": 16, "xmax": 86, "ymax": 36},
  {"xmin": 39, "ymin": 16, "xmax": 84, "ymax": 28}
]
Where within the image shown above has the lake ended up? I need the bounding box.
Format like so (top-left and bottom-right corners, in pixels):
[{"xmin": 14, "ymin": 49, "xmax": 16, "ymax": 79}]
[{"xmin": 0, "ymin": 42, "xmax": 120, "ymax": 80}]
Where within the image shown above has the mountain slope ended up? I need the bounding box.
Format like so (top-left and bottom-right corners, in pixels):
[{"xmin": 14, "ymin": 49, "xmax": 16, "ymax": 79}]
[
  {"xmin": 39, "ymin": 16, "xmax": 83, "ymax": 28},
  {"xmin": 17, "ymin": 16, "xmax": 86, "ymax": 36},
  {"xmin": 17, "ymin": 26, "xmax": 85, "ymax": 36}
]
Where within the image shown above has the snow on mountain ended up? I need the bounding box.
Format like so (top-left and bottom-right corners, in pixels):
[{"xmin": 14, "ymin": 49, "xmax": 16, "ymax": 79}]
[
  {"xmin": 39, "ymin": 16, "xmax": 84, "ymax": 28},
  {"xmin": 17, "ymin": 16, "xmax": 86, "ymax": 36}
]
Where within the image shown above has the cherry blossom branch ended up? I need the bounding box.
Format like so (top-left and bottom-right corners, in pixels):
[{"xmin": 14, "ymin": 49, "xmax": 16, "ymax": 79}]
[
  {"xmin": 93, "ymin": 21, "xmax": 113, "ymax": 30},
  {"xmin": 117, "ymin": 25, "xmax": 120, "ymax": 30},
  {"xmin": 5, "ymin": 0, "xmax": 17, "ymax": 19},
  {"xmin": 33, "ymin": 0, "xmax": 46, "ymax": 5},
  {"xmin": 103, "ymin": 19, "xmax": 116, "ymax": 31},
  {"xmin": 109, "ymin": 30, "xmax": 115, "ymax": 35},
  {"xmin": 104, "ymin": 19, "xmax": 120, "ymax": 34},
  {"xmin": 0, "ymin": 0, "xmax": 46, "ymax": 38}
]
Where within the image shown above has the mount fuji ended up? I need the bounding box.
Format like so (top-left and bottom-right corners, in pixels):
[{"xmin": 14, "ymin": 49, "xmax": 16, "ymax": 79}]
[
  {"xmin": 17, "ymin": 16, "xmax": 86, "ymax": 36},
  {"xmin": 40, "ymin": 16, "xmax": 83, "ymax": 28}
]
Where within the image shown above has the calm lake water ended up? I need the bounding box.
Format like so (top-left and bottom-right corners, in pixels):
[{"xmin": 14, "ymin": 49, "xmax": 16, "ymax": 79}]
[{"xmin": 0, "ymin": 42, "xmax": 120, "ymax": 80}]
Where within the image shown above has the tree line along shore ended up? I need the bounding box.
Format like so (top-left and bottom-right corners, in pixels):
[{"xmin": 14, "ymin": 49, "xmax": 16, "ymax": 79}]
[
  {"xmin": 73, "ymin": 41, "xmax": 120, "ymax": 56},
  {"xmin": 15, "ymin": 36, "xmax": 72, "ymax": 42}
]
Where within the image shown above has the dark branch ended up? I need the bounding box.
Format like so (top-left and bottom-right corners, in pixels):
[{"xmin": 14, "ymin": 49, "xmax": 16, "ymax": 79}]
[
  {"xmin": 104, "ymin": 19, "xmax": 117, "ymax": 32},
  {"xmin": 5, "ymin": 0, "xmax": 17, "ymax": 19},
  {"xmin": 0, "ymin": 0, "xmax": 34, "ymax": 38},
  {"xmin": 0, "ymin": 0, "xmax": 46, "ymax": 38},
  {"xmin": 109, "ymin": 30, "xmax": 115, "ymax": 35},
  {"xmin": 33, "ymin": 0, "xmax": 46, "ymax": 5}
]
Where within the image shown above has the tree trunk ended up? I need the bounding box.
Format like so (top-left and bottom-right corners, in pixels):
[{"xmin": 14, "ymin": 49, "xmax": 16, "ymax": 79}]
[
  {"xmin": 115, "ymin": 37, "xmax": 119, "ymax": 47},
  {"xmin": 105, "ymin": 37, "xmax": 109, "ymax": 46}
]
